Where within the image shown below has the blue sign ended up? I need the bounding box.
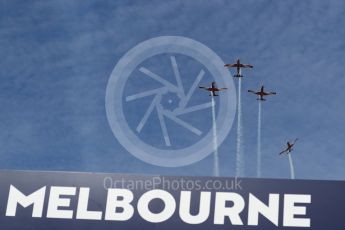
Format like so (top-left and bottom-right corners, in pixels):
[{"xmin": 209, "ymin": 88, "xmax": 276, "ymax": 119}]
[{"xmin": 0, "ymin": 170, "xmax": 344, "ymax": 229}]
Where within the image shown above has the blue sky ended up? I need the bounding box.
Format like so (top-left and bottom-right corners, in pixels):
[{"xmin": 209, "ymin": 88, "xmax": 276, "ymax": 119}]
[{"xmin": 1, "ymin": 0, "xmax": 345, "ymax": 180}]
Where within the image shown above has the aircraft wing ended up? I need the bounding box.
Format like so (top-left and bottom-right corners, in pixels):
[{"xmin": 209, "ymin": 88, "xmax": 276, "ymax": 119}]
[
  {"xmin": 243, "ymin": 64, "xmax": 254, "ymax": 68},
  {"xmin": 279, "ymin": 149, "xmax": 287, "ymax": 155},
  {"xmin": 198, "ymin": 86, "xmax": 208, "ymax": 90},
  {"xmin": 224, "ymin": 63, "xmax": 237, "ymax": 67},
  {"xmin": 263, "ymin": 91, "xmax": 276, "ymax": 96}
]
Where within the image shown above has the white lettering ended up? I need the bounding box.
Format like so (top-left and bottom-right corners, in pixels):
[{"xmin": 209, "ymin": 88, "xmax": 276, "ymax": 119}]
[
  {"xmin": 6, "ymin": 185, "xmax": 46, "ymax": 218},
  {"xmin": 214, "ymin": 192, "xmax": 245, "ymax": 225},
  {"xmin": 248, "ymin": 193, "xmax": 279, "ymax": 226},
  {"xmin": 47, "ymin": 186, "xmax": 76, "ymax": 219},
  {"xmin": 284, "ymin": 194, "xmax": 311, "ymax": 227},
  {"xmin": 138, "ymin": 189, "xmax": 176, "ymax": 223},
  {"xmin": 105, "ymin": 188, "xmax": 134, "ymax": 221},
  {"xmin": 76, "ymin": 187, "xmax": 102, "ymax": 220},
  {"xmin": 179, "ymin": 191, "xmax": 211, "ymax": 224}
]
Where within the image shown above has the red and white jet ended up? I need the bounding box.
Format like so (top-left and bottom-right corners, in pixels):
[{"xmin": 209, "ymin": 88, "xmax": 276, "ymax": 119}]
[
  {"xmin": 248, "ymin": 86, "xmax": 276, "ymax": 101},
  {"xmin": 279, "ymin": 139, "xmax": 298, "ymax": 155},
  {"xmin": 199, "ymin": 82, "xmax": 227, "ymax": 96},
  {"xmin": 224, "ymin": 58, "xmax": 253, "ymax": 77}
]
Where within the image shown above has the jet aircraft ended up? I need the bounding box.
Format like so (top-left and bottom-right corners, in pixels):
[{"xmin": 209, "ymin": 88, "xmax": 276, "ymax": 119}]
[
  {"xmin": 199, "ymin": 82, "xmax": 227, "ymax": 96},
  {"xmin": 279, "ymin": 139, "xmax": 298, "ymax": 155},
  {"xmin": 224, "ymin": 58, "xmax": 253, "ymax": 77},
  {"xmin": 248, "ymin": 86, "xmax": 276, "ymax": 101}
]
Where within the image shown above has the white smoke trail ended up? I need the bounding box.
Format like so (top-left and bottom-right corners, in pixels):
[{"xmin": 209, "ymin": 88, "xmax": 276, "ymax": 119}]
[
  {"xmin": 288, "ymin": 153, "xmax": 295, "ymax": 179},
  {"xmin": 211, "ymin": 95, "xmax": 219, "ymax": 177},
  {"xmin": 257, "ymin": 101, "xmax": 262, "ymax": 178},
  {"xmin": 236, "ymin": 76, "xmax": 244, "ymax": 177}
]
